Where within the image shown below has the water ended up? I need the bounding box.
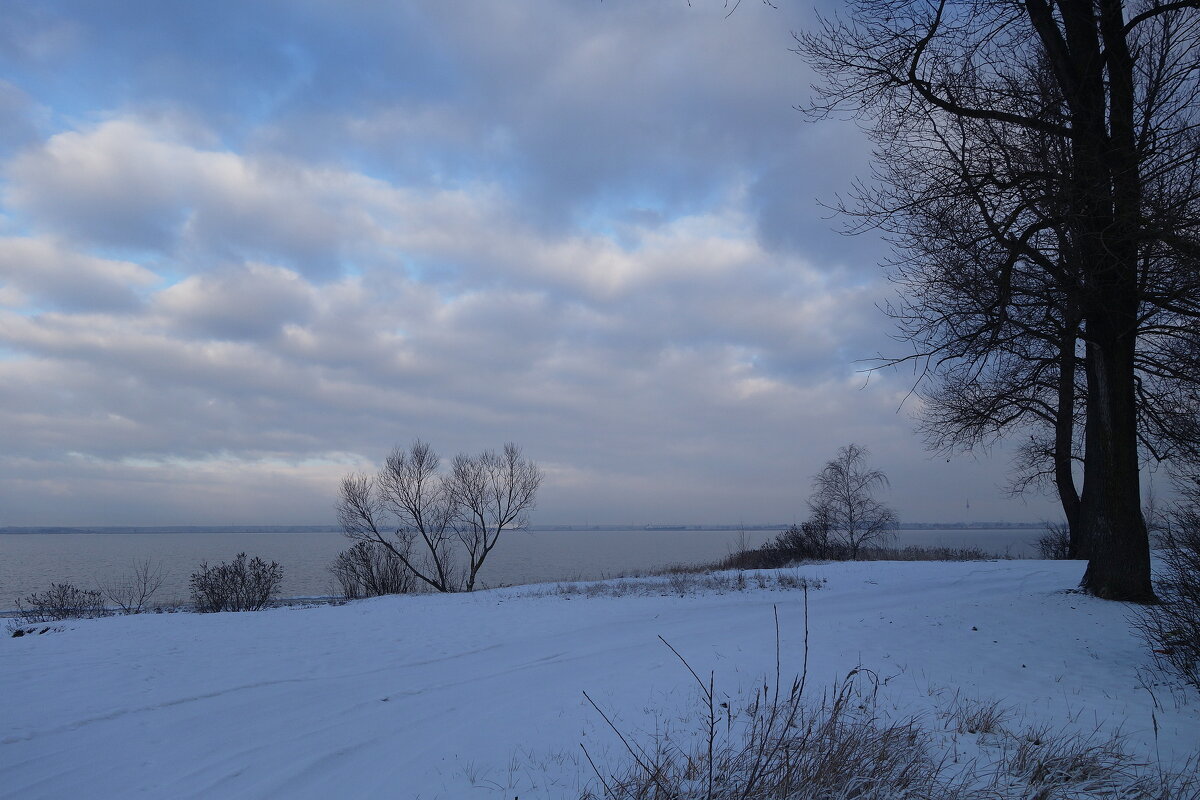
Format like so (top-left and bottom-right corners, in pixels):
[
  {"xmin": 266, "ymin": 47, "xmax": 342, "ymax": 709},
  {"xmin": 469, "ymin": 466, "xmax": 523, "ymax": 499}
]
[{"xmin": 0, "ymin": 527, "xmax": 1044, "ymax": 608}]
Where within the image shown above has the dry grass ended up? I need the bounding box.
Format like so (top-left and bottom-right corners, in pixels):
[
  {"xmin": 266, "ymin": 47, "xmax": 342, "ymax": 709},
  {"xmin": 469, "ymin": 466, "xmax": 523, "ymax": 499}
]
[
  {"xmin": 581, "ymin": 596, "xmax": 952, "ymax": 800},
  {"xmin": 583, "ymin": 687, "xmax": 950, "ymax": 800},
  {"xmin": 1137, "ymin": 505, "xmax": 1200, "ymax": 695},
  {"xmin": 584, "ymin": 680, "xmax": 1198, "ymax": 800},
  {"xmin": 992, "ymin": 723, "xmax": 1196, "ymax": 799},
  {"xmin": 542, "ymin": 571, "xmax": 826, "ymax": 600},
  {"xmin": 579, "ymin": 599, "xmax": 1199, "ymax": 800},
  {"xmin": 948, "ymin": 696, "xmax": 1011, "ymax": 736}
]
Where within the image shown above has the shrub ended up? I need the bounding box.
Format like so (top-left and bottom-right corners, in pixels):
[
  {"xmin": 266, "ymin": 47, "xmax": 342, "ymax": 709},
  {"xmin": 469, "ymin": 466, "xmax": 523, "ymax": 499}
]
[
  {"xmin": 16, "ymin": 583, "xmax": 107, "ymax": 621},
  {"xmin": 721, "ymin": 525, "xmax": 988, "ymax": 570},
  {"xmin": 189, "ymin": 552, "xmax": 283, "ymax": 612},
  {"xmin": 1036, "ymin": 521, "xmax": 1072, "ymax": 559},
  {"xmin": 723, "ymin": 522, "xmax": 845, "ymax": 569},
  {"xmin": 770, "ymin": 521, "xmax": 843, "ymax": 562},
  {"xmin": 1138, "ymin": 502, "xmax": 1200, "ymax": 693},
  {"xmin": 101, "ymin": 558, "xmax": 167, "ymax": 613},
  {"xmin": 330, "ymin": 541, "xmax": 417, "ymax": 599}
]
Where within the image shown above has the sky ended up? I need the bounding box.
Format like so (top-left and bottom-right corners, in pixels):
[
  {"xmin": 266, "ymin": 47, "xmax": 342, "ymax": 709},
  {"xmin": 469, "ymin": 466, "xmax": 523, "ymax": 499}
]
[{"xmin": 0, "ymin": 0, "xmax": 1064, "ymax": 526}]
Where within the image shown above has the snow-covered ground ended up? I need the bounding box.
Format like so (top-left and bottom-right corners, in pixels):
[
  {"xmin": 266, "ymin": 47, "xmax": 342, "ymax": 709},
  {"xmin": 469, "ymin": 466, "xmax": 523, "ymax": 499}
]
[{"xmin": 3, "ymin": 560, "xmax": 1197, "ymax": 799}]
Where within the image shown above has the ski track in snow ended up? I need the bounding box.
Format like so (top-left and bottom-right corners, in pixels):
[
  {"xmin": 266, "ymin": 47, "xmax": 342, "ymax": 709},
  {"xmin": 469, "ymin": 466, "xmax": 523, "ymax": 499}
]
[{"xmin": 3, "ymin": 560, "xmax": 1197, "ymax": 799}]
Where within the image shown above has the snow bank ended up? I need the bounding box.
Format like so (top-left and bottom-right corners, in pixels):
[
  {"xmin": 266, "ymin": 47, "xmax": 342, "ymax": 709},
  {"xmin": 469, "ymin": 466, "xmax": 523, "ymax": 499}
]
[{"xmin": 2, "ymin": 560, "xmax": 1196, "ymax": 798}]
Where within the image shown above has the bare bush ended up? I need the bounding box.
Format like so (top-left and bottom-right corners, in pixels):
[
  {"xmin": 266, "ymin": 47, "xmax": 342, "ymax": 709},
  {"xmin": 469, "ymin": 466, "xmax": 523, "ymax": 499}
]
[
  {"xmin": 16, "ymin": 583, "xmax": 107, "ymax": 621},
  {"xmin": 722, "ymin": 527, "xmax": 988, "ymax": 570},
  {"xmin": 1138, "ymin": 498, "xmax": 1200, "ymax": 694},
  {"xmin": 1037, "ymin": 522, "xmax": 1073, "ymax": 560},
  {"xmin": 774, "ymin": 520, "xmax": 838, "ymax": 561},
  {"xmin": 722, "ymin": 523, "xmax": 841, "ymax": 569},
  {"xmin": 189, "ymin": 553, "xmax": 282, "ymax": 612},
  {"xmin": 101, "ymin": 558, "xmax": 167, "ymax": 613},
  {"xmin": 330, "ymin": 541, "xmax": 417, "ymax": 599}
]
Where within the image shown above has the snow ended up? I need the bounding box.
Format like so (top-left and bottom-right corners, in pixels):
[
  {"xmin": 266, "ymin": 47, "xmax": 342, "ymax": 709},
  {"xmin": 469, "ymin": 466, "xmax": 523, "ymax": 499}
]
[{"xmin": 2, "ymin": 560, "xmax": 1197, "ymax": 798}]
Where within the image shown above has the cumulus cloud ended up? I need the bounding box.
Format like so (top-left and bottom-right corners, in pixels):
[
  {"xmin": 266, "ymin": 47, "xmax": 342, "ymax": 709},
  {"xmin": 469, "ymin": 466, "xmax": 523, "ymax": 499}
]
[
  {"xmin": 0, "ymin": 1, "xmax": 1055, "ymax": 526},
  {"xmin": 6, "ymin": 120, "xmax": 382, "ymax": 272},
  {"xmin": 0, "ymin": 236, "xmax": 157, "ymax": 311},
  {"xmin": 155, "ymin": 263, "xmax": 316, "ymax": 341}
]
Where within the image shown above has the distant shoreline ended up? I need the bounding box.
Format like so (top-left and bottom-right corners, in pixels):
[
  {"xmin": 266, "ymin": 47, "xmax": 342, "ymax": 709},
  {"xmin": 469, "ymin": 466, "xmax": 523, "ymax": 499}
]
[{"xmin": 0, "ymin": 522, "xmax": 1048, "ymax": 534}]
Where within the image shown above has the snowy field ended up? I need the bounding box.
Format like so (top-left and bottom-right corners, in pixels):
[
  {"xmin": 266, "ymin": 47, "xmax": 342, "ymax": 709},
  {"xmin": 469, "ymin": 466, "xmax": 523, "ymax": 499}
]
[{"xmin": 3, "ymin": 560, "xmax": 1197, "ymax": 798}]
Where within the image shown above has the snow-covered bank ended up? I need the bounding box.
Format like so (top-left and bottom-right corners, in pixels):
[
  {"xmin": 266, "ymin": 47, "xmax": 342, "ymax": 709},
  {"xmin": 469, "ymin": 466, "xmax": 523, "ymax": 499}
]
[{"xmin": 3, "ymin": 560, "xmax": 1197, "ymax": 798}]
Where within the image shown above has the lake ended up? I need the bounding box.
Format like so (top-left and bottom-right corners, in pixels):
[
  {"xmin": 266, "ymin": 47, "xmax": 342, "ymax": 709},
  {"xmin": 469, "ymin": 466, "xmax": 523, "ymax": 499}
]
[{"xmin": 0, "ymin": 526, "xmax": 1045, "ymax": 609}]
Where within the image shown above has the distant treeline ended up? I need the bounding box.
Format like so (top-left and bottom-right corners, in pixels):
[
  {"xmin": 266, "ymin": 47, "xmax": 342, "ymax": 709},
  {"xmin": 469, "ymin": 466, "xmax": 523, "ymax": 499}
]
[
  {"xmin": 1, "ymin": 521, "xmax": 1047, "ymax": 535},
  {"xmin": 538, "ymin": 522, "xmax": 1047, "ymax": 531},
  {"xmin": 0, "ymin": 525, "xmax": 343, "ymax": 535}
]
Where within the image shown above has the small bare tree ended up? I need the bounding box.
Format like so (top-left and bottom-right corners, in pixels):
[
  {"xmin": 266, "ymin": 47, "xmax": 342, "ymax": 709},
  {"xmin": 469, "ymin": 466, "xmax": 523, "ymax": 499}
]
[
  {"xmin": 337, "ymin": 441, "xmax": 459, "ymax": 592},
  {"xmin": 101, "ymin": 558, "xmax": 167, "ymax": 613},
  {"xmin": 808, "ymin": 444, "xmax": 898, "ymax": 560},
  {"xmin": 336, "ymin": 440, "xmax": 541, "ymax": 593}
]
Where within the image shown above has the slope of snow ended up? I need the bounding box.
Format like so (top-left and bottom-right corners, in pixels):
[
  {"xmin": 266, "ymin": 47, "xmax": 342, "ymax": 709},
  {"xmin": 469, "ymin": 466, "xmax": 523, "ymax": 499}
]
[{"xmin": 3, "ymin": 560, "xmax": 1196, "ymax": 798}]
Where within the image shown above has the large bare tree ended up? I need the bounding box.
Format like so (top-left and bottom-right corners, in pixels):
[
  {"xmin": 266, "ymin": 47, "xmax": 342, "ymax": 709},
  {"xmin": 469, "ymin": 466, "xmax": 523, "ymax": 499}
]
[
  {"xmin": 336, "ymin": 440, "xmax": 542, "ymax": 593},
  {"xmin": 885, "ymin": 54, "xmax": 1200, "ymax": 557},
  {"xmin": 798, "ymin": 0, "xmax": 1200, "ymax": 601}
]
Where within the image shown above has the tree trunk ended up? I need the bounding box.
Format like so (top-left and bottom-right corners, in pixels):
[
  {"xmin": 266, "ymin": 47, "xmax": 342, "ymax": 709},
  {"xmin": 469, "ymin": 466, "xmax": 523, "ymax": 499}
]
[
  {"xmin": 1055, "ymin": 320, "xmax": 1084, "ymax": 554},
  {"xmin": 1040, "ymin": 0, "xmax": 1153, "ymax": 601},
  {"xmin": 1078, "ymin": 329, "xmax": 1154, "ymax": 600}
]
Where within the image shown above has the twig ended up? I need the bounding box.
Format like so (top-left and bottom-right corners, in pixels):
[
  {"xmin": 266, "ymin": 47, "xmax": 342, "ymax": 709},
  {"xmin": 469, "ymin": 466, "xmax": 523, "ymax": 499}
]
[
  {"xmin": 774, "ymin": 603, "xmax": 781, "ymax": 705},
  {"xmin": 658, "ymin": 635, "xmax": 716, "ymax": 797},
  {"xmin": 582, "ymin": 691, "xmax": 670, "ymax": 796},
  {"xmin": 799, "ymin": 586, "xmax": 810, "ymax": 699},
  {"xmin": 579, "ymin": 743, "xmax": 612, "ymax": 798}
]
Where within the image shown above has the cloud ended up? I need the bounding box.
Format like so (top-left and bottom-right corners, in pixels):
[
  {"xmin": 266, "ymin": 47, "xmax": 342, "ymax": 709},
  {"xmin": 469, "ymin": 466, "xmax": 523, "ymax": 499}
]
[
  {"xmin": 6, "ymin": 120, "xmax": 203, "ymax": 250},
  {"xmin": 0, "ymin": 206, "xmax": 910, "ymax": 524},
  {"xmin": 0, "ymin": 452, "xmax": 362, "ymax": 526},
  {"xmin": 155, "ymin": 263, "xmax": 316, "ymax": 341},
  {"xmin": 0, "ymin": 80, "xmax": 49, "ymax": 156},
  {"xmin": 0, "ymin": 2, "xmax": 1058, "ymax": 526},
  {"xmin": 5, "ymin": 120, "xmax": 386, "ymax": 272},
  {"xmin": 0, "ymin": 111, "xmax": 950, "ymax": 522},
  {"xmin": 4, "ymin": 117, "xmax": 874, "ymax": 319},
  {"xmin": 0, "ymin": 236, "xmax": 157, "ymax": 311}
]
